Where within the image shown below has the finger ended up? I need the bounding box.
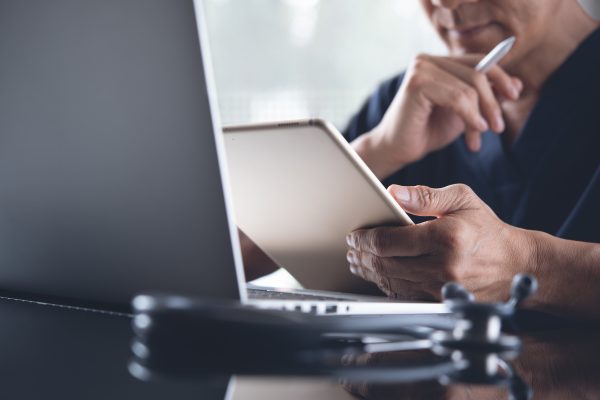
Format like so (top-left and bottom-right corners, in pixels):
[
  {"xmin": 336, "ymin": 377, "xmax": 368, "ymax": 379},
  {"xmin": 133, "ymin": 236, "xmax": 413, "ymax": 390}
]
[
  {"xmin": 349, "ymin": 259, "xmax": 439, "ymax": 300},
  {"xmin": 434, "ymin": 54, "xmax": 522, "ymax": 101},
  {"xmin": 348, "ymin": 262, "xmax": 390, "ymax": 293},
  {"xmin": 464, "ymin": 128, "xmax": 482, "ymax": 152},
  {"xmin": 347, "ymin": 225, "xmax": 431, "ymax": 257},
  {"xmin": 349, "ymin": 250, "xmax": 441, "ymax": 282},
  {"xmin": 419, "ymin": 64, "xmax": 489, "ymax": 134},
  {"xmin": 512, "ymin": 76, "xmax": 523, "ymax": 93},
  {"xmin": 428, "ymin": 58, "xmax": 505, "ymax": 133},
  {"xmin": 388, "ymin": 184, "xmax": 480, "ymax": 217},
  {"xmin": 437, "ymin": 53, "xmax": 483, "ymax": 68},
  {"xmin": 485, "ymin": 65, "xmax": 522, "ymax": 100}
]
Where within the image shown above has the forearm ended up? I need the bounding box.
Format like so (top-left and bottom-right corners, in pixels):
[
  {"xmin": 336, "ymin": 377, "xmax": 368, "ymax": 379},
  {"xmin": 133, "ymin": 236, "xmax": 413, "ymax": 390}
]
[
  {"xmin": 351, "ymin": 129, "xmax": 405, "ymax": 181},
  {"xmin": 521, "ymin": 229, "xmax": 600, "ymax": 319}
]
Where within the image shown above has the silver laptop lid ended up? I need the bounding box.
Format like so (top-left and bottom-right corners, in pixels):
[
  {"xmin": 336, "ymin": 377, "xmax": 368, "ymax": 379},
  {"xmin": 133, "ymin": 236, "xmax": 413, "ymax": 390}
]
[{"xmin": 0, "ymin": 0, "xmax": 246, "ymax": 309}]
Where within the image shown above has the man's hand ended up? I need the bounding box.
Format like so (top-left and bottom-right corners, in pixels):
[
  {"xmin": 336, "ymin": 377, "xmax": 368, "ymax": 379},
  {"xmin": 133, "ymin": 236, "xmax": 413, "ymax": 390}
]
[
  {"xmin": 346, "ymin": 184, "xmax": 533, "ymax": 302},
  {"xmin": 352, "ymin": 54, "xmax": 522, "ymax": 179}
]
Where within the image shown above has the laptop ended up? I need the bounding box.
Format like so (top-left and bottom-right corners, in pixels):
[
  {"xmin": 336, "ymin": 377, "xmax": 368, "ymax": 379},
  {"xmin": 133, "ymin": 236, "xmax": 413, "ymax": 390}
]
[{"xmin": 0, "ymin": 0, "xmax": 446, "ymax": 315}]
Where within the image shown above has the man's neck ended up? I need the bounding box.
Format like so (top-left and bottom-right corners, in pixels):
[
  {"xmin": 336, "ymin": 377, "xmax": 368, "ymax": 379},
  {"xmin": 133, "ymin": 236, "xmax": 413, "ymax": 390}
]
[{"xmin": 509, "ymin": 6, "xmax": 599, "ymax": 96}]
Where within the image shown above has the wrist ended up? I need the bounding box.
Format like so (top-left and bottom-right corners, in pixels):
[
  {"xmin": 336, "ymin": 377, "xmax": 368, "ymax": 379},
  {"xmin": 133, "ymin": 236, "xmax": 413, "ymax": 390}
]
[
  {"xmin": 503, "ymin": 228, "xmax": 600, "ymax": 318},
  {"xmin": 506, "ymin": 226, "xmax": 546, "ymax": 278},
  {"xmin": 506, "ymin": 226, "xmax": 557, "ymax": 310},
  {"xmin": 351, "ymin": 127, "xmax": 405, "ymax": 180}
]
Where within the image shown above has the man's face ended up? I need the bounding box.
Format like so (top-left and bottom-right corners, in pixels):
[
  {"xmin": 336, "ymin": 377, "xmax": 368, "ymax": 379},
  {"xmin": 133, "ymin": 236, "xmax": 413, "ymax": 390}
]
[{"xmin": 420, "ymin": 0, "xmax": 564, "ymax": 64}]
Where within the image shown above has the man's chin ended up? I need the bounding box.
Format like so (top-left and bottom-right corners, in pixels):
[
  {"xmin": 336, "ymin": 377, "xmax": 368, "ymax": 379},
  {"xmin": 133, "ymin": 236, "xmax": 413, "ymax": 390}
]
[{"xmin": 446, "ymin": 23, "xmax": 508, "ymax": 55}]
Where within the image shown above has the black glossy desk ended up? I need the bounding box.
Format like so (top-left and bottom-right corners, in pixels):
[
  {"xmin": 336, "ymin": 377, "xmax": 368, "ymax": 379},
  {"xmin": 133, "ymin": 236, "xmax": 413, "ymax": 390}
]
[
  {"xmin": 2, "ymin": 295, "xmax": 599, "ymax": 400},
  {"xmin": 0, "ymin": 297, "xmax": 229, "ymax": 399}
]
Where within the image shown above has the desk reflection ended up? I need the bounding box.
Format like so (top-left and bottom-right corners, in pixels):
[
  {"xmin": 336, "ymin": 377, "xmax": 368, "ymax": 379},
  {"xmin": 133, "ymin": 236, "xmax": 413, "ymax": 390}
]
[
  {"xmin": 339, "ymin": 328, "xmax": 600, "ymax": 400},
  {"xmin": 2, "ymin": 294, "xmax": 598, "ymax": 400},
  {"xmin": 132, "ymin": 316, "xmax": 600, "ymax": 400},
  {"xmin": 0, "ymin": 297, "xmax": 229, "ymax": 400}
]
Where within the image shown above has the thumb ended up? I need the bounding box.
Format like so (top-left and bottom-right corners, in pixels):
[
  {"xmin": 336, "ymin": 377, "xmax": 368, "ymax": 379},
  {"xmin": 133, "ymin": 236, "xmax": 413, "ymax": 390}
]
[{"xmin": 388, "ymin": 184, "xmax": 477, "ymax": 217}]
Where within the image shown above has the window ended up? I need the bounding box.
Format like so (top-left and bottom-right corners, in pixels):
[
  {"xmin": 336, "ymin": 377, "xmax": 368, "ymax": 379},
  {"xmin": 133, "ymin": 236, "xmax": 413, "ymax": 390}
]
[{"xmin": 204, "ymin": 0, "xmax": 445, "ymax": 130}]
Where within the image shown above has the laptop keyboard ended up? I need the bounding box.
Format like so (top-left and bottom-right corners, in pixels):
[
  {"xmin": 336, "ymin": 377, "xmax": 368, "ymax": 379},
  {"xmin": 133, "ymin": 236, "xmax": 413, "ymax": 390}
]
[{"xmin": 247, "ymin": 288, "xmax": 356, "ymax": 302}]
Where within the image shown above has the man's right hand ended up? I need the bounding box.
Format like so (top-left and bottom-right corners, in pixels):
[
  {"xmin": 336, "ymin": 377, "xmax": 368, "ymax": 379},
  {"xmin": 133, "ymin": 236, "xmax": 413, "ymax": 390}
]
[{"xmin": 352, "ymin": 54, "xmax": 523, "ymax": 180}]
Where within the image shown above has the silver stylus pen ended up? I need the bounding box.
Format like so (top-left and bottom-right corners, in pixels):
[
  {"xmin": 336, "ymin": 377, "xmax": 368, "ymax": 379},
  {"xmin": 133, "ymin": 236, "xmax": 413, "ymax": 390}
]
[{"xmin": 475, "ymin": 36, "xmax": 516, "ymax": 72}]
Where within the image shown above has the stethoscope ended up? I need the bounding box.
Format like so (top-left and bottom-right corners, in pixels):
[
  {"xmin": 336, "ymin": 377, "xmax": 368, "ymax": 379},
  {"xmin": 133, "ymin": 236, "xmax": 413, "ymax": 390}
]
[{"xmin": 129, "ymin": 274, "xmax": 537, "ymax": 400}]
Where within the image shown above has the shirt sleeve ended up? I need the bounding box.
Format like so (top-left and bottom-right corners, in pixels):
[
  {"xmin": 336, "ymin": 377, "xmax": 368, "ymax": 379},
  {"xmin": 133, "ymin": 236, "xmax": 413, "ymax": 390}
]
[{"xmin": 342, "ymin": 73, "xmax": 405, "ymax": 142}]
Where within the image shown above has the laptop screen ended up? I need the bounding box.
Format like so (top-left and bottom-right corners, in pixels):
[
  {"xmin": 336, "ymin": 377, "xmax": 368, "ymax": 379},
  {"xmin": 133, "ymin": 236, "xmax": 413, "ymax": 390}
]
[{"xmin": 0, "ymin": 0, "xmax": 244, "ymax": 310}]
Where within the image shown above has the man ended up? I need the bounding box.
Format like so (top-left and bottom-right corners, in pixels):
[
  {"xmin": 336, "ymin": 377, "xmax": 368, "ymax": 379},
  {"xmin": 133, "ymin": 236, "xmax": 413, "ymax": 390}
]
[{"xmin": 343, "ymin": 0, "xmax": 600, "ymax": 318}]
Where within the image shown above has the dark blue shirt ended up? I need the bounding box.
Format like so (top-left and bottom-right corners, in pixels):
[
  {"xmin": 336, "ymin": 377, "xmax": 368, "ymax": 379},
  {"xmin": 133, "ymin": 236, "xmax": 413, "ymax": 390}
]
[{"xmin": 344, "ymin": 28, "xmax": 600, "ymax": 243}]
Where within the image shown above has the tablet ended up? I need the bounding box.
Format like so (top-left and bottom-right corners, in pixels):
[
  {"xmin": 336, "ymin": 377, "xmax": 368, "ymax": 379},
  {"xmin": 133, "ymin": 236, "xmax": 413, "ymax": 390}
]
[{"xmin": 223, "ymin": 119, "xmax": 413, "ymax": 294}]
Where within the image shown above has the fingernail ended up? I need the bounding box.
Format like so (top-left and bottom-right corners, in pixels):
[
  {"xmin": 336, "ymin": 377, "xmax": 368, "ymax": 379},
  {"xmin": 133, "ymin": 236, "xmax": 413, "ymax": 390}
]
[
  {"xmin": 346, "ymin": 234, "xmax": 353, "ymax": 247},
  {"xmin": 349, "ymin": 265, "xmax": 358, "ymax": 275},
  {"xmin": 510, "ymin": 86, "xmax": 519, "ymax": 99},
  {"xmin": 346, "ymin": 250, "xmax": 355, "ymax": 264},
  {"xmin": 495, "ymin": 113, "xmax": 505, "ymax": 133},
  {"xmin": 392, "ymin": 186, "xmax": 411, "ymax": 203},
  {"xmin": 478, "ymin": 116, "xmax": 489, "ymax": 131},
  {"xmin": 513, "ymin": 78, "xmax": 523, "ymax": 92}
]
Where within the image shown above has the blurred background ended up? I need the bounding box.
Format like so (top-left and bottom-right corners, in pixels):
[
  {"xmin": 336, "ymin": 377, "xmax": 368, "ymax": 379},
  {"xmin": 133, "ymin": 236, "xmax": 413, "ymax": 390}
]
[
  {"xmin": 204, "ymin": 0, "xmax": 445, "ymax": 131},
  {"xmin": 204, "ymin": 0, "xmax": 445, "ymax": 287}
]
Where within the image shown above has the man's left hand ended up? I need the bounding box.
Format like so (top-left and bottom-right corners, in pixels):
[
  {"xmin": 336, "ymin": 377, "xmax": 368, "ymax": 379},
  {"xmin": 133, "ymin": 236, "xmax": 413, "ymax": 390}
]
[{"xmin": 346, "ymin": 184, "xmax": 535, "ymax": 302}]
